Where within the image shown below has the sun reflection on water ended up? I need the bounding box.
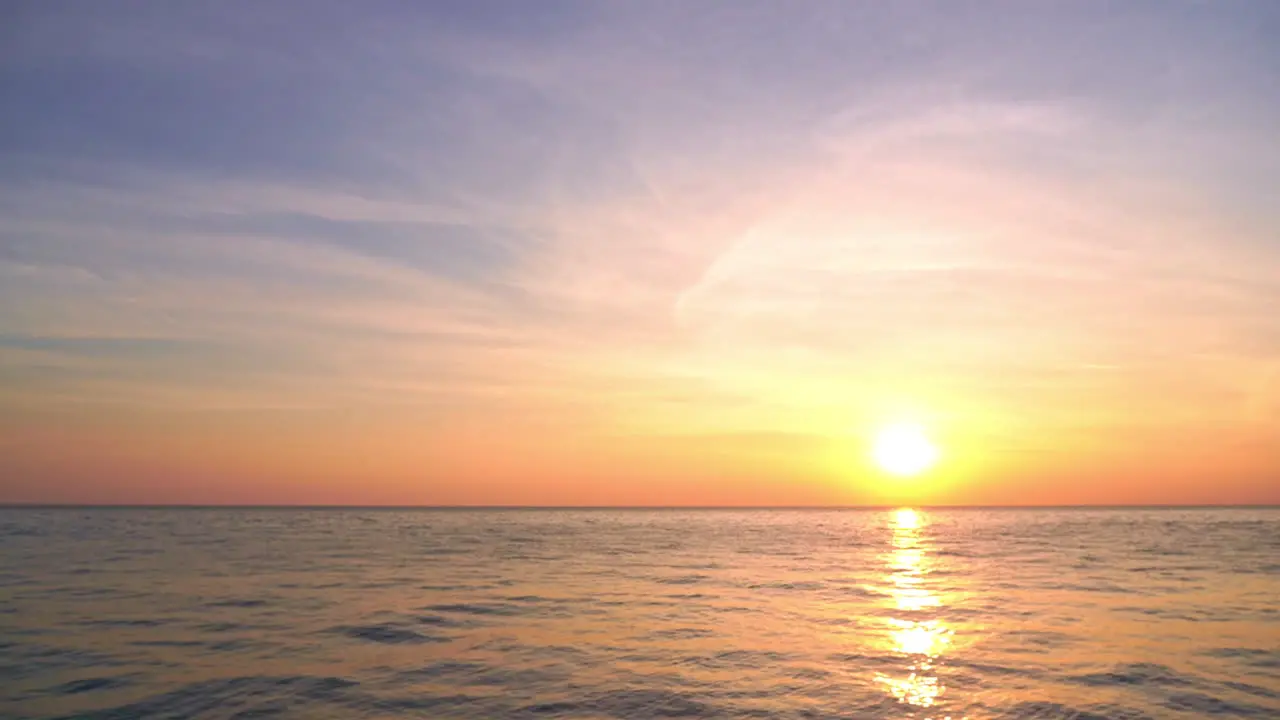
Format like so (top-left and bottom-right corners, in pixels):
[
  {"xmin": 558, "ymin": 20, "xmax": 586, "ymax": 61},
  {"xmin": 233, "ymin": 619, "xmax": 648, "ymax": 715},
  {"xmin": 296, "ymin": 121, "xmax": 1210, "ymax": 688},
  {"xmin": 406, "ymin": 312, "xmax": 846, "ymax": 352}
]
[
  {"xmin": 875, "ymin": 508, "xmax": 955, "ymax": 717},
  {"xmin": 894, "ymin": 508, "xmax": 921, "ymax": 529}
]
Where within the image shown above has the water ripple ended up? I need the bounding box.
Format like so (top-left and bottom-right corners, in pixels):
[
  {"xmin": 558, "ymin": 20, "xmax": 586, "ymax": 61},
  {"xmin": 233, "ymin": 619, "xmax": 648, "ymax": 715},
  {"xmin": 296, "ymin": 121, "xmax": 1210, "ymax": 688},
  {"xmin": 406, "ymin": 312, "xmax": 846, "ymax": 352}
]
[{"xmin": 2, "ymin": 507, "xmax": 1276, "ymax": 719}]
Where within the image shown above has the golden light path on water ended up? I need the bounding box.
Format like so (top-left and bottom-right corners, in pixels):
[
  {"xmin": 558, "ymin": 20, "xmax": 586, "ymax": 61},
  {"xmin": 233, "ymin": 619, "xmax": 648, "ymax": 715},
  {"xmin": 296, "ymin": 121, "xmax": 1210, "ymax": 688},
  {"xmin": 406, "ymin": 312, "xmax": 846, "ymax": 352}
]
[{"xmin": 876, "ymin": 508, "xmax": 956, "ymax": 716}]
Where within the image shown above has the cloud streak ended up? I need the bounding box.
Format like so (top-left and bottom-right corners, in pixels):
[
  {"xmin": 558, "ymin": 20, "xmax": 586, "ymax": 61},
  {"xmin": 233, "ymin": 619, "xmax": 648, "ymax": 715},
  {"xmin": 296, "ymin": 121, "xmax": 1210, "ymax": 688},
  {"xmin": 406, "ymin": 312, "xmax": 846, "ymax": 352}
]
[{"xmin": 2, "ymin": 1, "xmax": 1278, "ymax": 503}]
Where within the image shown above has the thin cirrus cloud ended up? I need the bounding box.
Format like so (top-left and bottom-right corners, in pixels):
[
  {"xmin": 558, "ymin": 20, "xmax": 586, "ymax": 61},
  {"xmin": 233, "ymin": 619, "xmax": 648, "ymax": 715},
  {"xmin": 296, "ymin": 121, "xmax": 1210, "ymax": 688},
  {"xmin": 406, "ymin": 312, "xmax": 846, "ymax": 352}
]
[{"xmin": 0, "ymin": 1, "xmax": 1277, "ymax": 504}]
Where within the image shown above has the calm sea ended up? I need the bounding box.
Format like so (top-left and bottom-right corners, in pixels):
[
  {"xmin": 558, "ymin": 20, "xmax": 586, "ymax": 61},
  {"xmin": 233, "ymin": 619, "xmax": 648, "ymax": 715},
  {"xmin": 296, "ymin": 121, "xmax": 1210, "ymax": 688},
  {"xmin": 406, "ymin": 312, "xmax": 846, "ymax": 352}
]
[{"xmin": 1, "ymin": 508, "xmax": 1277, "ymax": 719}]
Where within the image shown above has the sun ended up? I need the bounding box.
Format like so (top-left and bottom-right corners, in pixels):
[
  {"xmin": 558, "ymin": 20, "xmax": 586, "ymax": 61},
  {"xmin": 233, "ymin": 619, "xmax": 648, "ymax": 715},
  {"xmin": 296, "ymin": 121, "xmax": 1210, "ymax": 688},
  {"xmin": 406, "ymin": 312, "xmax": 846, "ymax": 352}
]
[{"xmin": 872, "ymin": 422, "xmax": 940, "ymax": 477}]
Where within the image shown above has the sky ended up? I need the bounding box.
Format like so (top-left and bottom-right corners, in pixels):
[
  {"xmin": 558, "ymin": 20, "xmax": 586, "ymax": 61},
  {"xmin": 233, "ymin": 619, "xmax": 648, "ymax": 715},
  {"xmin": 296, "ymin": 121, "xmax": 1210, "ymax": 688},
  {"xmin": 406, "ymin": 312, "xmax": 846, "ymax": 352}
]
[{"xmin": 1, "ymin": 1, "xmax": 1278, "ymax": 506}]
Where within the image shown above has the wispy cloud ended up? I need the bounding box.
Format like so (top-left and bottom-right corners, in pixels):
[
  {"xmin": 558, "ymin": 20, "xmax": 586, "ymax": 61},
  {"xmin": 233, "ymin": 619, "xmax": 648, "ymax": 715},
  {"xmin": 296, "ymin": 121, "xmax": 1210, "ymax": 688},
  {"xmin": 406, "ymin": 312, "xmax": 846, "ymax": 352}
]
[{"xmin": 2, "ymin": 1, "xmax": 1278, "ymax": 503}]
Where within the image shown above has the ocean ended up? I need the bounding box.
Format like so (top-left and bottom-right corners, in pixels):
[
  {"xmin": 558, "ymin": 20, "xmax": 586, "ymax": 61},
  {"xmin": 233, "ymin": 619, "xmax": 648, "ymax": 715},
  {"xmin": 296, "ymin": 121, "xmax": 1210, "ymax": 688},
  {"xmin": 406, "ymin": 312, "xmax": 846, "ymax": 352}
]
[{"xmin": 1, "ymin": 507, "xmax": 1277, "ymax": 719}]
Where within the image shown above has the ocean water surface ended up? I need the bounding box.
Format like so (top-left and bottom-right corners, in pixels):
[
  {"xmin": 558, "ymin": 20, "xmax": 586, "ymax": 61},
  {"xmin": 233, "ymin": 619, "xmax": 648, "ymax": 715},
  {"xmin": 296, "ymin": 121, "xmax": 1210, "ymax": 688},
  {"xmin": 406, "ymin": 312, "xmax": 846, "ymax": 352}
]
[{"xmin": 1, "ymin": 507, "xmax": 1277, "ymax": 719}]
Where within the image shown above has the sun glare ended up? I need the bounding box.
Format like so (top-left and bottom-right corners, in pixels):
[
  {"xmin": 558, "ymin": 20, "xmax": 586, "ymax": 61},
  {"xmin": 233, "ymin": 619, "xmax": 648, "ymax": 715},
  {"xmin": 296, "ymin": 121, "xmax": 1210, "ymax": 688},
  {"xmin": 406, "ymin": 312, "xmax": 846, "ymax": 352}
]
[
  {"xmin": 872, "ymin": 423, "xmax": 939, "ymax": 477},
  {"xmin": 894, "ymin": 507, "xmax": 920, "ymax": 529}
]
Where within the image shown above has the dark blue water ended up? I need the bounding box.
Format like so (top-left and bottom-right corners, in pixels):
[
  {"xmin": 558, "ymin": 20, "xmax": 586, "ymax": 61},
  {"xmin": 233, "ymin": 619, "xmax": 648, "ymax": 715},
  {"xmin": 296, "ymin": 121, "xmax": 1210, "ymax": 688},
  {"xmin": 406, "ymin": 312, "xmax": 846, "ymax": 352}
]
[{"xmin": 2, "ymin": 508, "xmax": 1277, "ymax": 719}]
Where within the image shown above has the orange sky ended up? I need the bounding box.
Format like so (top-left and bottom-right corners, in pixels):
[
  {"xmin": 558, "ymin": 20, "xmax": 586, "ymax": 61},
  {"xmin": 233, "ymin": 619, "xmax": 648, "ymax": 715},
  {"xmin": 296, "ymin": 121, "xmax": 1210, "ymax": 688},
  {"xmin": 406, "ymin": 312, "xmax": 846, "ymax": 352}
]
[{"xmin": 2, "ymin": 4, "xmax": 1278, "ymax": 505}]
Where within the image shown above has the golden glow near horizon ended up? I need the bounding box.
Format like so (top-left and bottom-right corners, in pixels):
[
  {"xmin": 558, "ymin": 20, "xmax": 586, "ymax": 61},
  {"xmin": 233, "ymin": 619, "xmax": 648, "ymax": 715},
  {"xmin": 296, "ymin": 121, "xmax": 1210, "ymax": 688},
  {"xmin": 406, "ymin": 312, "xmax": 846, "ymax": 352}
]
[{"xmin": 872, "ymin": 423, "xmax": 941, "ymax": 478}]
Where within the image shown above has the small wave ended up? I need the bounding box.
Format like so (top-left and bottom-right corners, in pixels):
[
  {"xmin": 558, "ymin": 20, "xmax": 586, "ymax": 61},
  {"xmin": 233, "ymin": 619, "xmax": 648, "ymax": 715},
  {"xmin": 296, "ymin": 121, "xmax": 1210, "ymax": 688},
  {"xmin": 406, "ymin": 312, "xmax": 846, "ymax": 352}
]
[
  {"xmin": 204, "ymin": 598, "xmax": 269, "ymax": 608},
  {"xmin": 504, "ymin": 594, "xmax": 577, "ymax": 604},
  {"xmin": 78, "ymin": 618, "xmax": 167, "ymax": 628},
  {"xmin": 0, "ymin": 525, "xmax": 44, "ymax": 537},
  {"xmin": 207, "ymin": 638, "xmax": 272, "ymax": 653},
  {"xmin": 192, "ymin": 621, "xmax": 253, "ymax": 632},
  {"xmin": 395, "ymin": 661, "xmax": 565, "ymax": 690},
  {"xmin": 0, "ymin": 643, "xmax": 126, "ymax": 682},
  {"xmin": 1112, "ymin": 605, "xmax": 1203, "ymax": 621},
  {"xmin": 678, "ymin": 648, "xmax": 795, "ymax": 670},
  {"xmin": 331, "ymin": 623, "xmax": 452, "ymax": 645},
  {"xmin": 639, "ymin": 627, "xmax": 717, "ymax": 641},
  {"xmin": 996, "ymin": 629, "xmax": 1073, "ymax": 653},
  {"xmin": 521, "ymin": 689, "xmax": 712, "ymax": 718},
  {"xmin": 521, "ymin": 700, "xmax": 581, "ymax": 715},
  {"xmin": 1164, "ymin": 691, "xmax": 1274, "ymax": 716},
  {"xmin": 747, "ymin": 580, "xmax": 825, "ymax": 591},
  {"xmin": 131, "ymin": 639, "xmax": 205, "ymax": 648},
  {"xmin": 1203, "ymin": 647, "xmax": 1280, "ymax": 668},
  {"xmin": 50, "ymin": 675, "xmax": 361, "ymax": 720},
  {"xmin": 677, "ymin": 562, "xmax": 724, "ymax": 570},
  {"xmin": 47, "ymin": 676, "xmax": 132, "ymax": 695},
  {"xmin": 425, "ymin": 602, "xmax": 524, "ymax": 616},
  {"xmin": 1069, "ymin": 662, "xmax": 1194, "ymax": 688},
  {"xmin": 414, "ymin": 613, "xmax": 468, "ymax": 628},
  {"xmin": 1223, "ymin": 680, "xmax": 1280, "ymax": 701},
  {"xmin": 395, "ymin": 660, "xmax": 482, "ymax": 679},
  {"xmin": 1058, "ymin": 581, "xmax": 1143, "ymax": 594},
  {"xmin": 997, "ymin": 700, "xmax": 1154, "ymax": 720},
  {"xmin": 709, "ymin": 604, "xmax": 754, "ymax": 614},
  {"xmin": 787, "ymin": 666, "xmax": 831, "ymax": 681},
  {"xmin": 655, "ymin": 574, "xmax": 710, "ymax": 586},
  {"xmin": 835, "ymin": 585, "xmax": 887, "ymax": 598},
  {"xmin": 826, "ymin": 651, "xmax": 898, "ymax": 668},
  {"xmin": 949, "ymin": 658, "xmax": 1043, "ymax": 679}
]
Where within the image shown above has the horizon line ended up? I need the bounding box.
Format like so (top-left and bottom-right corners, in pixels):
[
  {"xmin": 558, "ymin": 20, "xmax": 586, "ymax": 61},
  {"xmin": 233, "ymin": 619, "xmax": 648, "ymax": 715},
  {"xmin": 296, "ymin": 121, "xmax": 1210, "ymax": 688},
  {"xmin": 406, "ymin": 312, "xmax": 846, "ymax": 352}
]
[{"xmin": 2, "ymin": 503, "xmax": 1277, "ymax": 510}]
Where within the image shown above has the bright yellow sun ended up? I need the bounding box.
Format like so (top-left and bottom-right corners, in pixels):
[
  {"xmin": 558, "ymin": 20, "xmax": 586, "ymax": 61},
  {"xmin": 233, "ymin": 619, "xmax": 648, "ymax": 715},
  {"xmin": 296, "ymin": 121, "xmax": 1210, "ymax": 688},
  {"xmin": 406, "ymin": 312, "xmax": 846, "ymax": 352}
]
[{"xmin": 872, "ymin": 422, "xmax": 940, "ymax": 477}]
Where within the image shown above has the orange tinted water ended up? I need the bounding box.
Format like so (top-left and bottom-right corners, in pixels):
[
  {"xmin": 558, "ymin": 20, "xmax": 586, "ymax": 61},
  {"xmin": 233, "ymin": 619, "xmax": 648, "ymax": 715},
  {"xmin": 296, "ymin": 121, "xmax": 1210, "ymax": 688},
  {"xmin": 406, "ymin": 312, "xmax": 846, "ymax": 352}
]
[{"xmin": 2, "ymin": 507, "xmax": 1277, "ymax": 718}]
